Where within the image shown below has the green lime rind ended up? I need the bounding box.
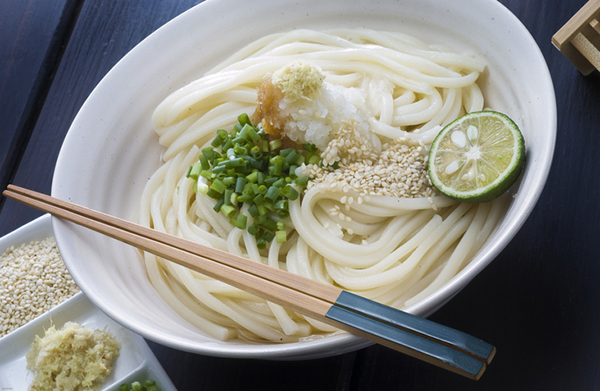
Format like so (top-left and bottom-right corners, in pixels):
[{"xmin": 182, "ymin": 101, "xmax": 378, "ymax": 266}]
[{"xmin": 427, "ymin": 111, "xmax": 526, "ymax": 203}]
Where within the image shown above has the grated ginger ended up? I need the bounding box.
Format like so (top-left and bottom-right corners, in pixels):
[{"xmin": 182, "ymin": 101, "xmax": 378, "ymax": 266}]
[
  {"xmin": 26, "ymin": 321, "xmax": 120, "ymax": 391},
  {"xmin": 271, "ymin": 61, "xmax": 323, "ymax": 101}
]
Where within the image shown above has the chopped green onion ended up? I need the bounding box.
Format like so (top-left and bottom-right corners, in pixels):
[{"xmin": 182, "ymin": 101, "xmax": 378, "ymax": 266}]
[
  {"xmin": 234, "ymin": 144, "xmax": 247, "ymax": 154},
  {"xmin": 246, "ymin": 171, "xmax": 259, "ymax": 183},
  {"xmin": 120, "ymin": 380, "xmax": 162, "ymax": 391},
  {"xmin": 196, "ymin": 181, "xmax": 209, "ymax": 194},
  {"xmin": 217, "ymin": 158, "xmax": 243, "ymax": 169},
  {"xmin": 282, "ymin": 185, "xmax": 299, "ymax": 200},
  {"xmin": 199, "ymin": 156, "xmax": 210, "ymax": 170},
  {"xmin": 202, "ymin": 147, "xmax": 215, "ymax": 162},
  {"xmin": 259, "ymin": 217, "xmax": 277, "ymax": 232},
  {"xmin": 224, "ymin": 189, "xmax": 233, "ymax": 205},
  {"xmin": 248, "ymin": 204, "xmax": 259, "ymax": 217},
  {"xmin": 273, "ymin": 178, "xmax": 285, "ymax": 188},
  {"xmin": 238, "ymin": 113, "xmax": 251, "ymax": 126},
  {"xmin": 275, "ymin": 230, "xmax": 287, "ymax": 243},
  {"xmin": 284, "ymin": 149, "xmax": 299, "ymax": 165},
  {"xmin": 269, "ymin": 138, "xmax": 282, "ymax": 150},
  {"xmin": 210, "ymin": 178, "xmax": 227, "ymax": 194},
  {"xmin": 232, "ymin": 123, "xmax": 242, "ymax": 134},
  {"xmin": 235, "ymin": 177, "xmax": 247, "ymax": 193},
  {"xmin": 307, "ymin": 154, "xmax": 321, "ymax": 165},
  {"xmin": 211, "ymin": 165, "xmax": 227, "ymax": 174},
  {"xmin": 199, "ymin": 170, "xmax": 211, "ymax": 179},
  {"xmin": 247, "ymin": 126, "xmax": 261, "ymax": 142},
  {"xmin": 213, "ymin": 196, "xmax": 224, "ymax": 212},
  {"xmin": 226, "ymin": 147, "xmax": 236, "ymax": 159},
  {"xmin": 302, "ymin": 143, "xmax": 318, "ymax": 153},
  {"xmin": 280, "ymin": 148, "xmax": 294, "ymax": 157},
  {"xmin": 264, "ymin": 177, "xmax": 278, "ymax": 186},
  {"xmin": 262, "ymin": 231, "xmax": 275, "ymax": 243},
  {"xmin": 250, "ymin": 157, "xmax": 263, "ymax": 170},
  {"xmin": 270, "ymin": 157, "xmax": 283, "ymax": 176},
  {"xmin": 296, "ymin": 176, "xmax": 308, "ymax": 187},
  {"xmin": 206, "ymin": 188, "xmax": 221, "ymax": 200},
  {"xmin": 230, "ymin": 214, "xmax": 248, "ymax": 229},
  {"xmin": 274, "ymin": 199, "xmax": 287, "ymax": 211},
  {"xmin": 257, "ymin": 204, "xmax": 268, "ymax": 216},
  {"xmin": 211, "ymin": 135, "xmax": 223, "ymax": 148},
  {"xmin": 217, "ymin": 128, "xmax": 229, "ymax": 140},
  {"xmin": 253, "ymin": 193, "xmax": 264, "ymax": 205},
  {"xmin": 187, "ymin": 162, "xmax": 202, "ymax": 180},
  {"xmin": 248, "ymin": 223, "xmax": 260, "ymax": 236},
  {"xmin": 186, "ymin": 113, "xmax": 319, "ymax": 245},
  {"xmin": 265, "ymin": 186, "xmax": 280, "ymax": 203},
  {"xmin": 220, "ymin": 204, "xmax": 237, "ymax": 218},
  {"xmin": 239, "ymin": 193, "xmax": 253, "ymax": 203},
  {"xmin": 257, "ymin": 238, "xmax": 267, "ymax": 249}
]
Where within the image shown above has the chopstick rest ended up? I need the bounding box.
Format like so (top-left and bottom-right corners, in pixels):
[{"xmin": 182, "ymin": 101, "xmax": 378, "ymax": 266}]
[
  {"xmin": 552, "ymin": 0, "xmax": 600, "ymax": 75},
  {"xmin": 3, "ymin": 184, "xmax": 495, "ymax": 380}
]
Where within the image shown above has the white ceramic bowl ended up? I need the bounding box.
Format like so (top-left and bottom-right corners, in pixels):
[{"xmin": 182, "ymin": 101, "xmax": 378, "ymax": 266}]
[{"xmin": 52, "ymin": 0, "xmax": 556, "ymax": 360}]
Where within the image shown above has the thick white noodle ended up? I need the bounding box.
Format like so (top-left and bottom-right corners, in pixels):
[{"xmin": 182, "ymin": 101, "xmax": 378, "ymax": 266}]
[{"xmin": 138, "ymin": 28, "xmax": 504, "ymax": 342}]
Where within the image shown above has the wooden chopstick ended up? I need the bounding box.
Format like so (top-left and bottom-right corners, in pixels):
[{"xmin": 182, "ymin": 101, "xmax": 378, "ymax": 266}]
[{"xmin": 3, "ymin": 184, "xmax": 495, "ymax": 380}]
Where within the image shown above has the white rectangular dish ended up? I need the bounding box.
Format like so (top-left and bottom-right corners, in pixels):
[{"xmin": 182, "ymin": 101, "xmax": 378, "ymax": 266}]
[{"xmin": 0, "ymin": 214, "xmax": 177, "ymax": 391}]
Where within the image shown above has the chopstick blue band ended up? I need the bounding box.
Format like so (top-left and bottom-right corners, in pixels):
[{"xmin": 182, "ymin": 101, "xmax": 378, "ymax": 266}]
[
  {"xmin": 325, "ymin": 303, "xmax": 485, "ymax": 379},
  {"xmin": 333, "ymin": 291, "xmax": 495, "ymax": 364}
]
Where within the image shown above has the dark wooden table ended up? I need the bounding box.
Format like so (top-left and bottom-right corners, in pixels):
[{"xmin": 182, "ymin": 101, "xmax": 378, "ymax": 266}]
[{"xmin": 2, "ymin": 0, "xmax": 600, "ymax": 389}]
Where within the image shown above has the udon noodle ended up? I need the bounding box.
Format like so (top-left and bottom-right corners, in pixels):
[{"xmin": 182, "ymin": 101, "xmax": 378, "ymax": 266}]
[{"xmin": 138, "ymin": 28, "xmax": 505, "ymax": 343}]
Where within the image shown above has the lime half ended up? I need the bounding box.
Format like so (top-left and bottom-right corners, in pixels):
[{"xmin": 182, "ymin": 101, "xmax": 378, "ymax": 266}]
[{"xmin": 428, "ymin": 111, "xmax": 525, "ymax": 203}]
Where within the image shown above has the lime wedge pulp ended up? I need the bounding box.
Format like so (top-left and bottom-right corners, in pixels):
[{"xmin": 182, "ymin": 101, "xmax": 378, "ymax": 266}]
[{"xmin": 427, "ymin": 111, "xmax": 525, "ymax": 203}]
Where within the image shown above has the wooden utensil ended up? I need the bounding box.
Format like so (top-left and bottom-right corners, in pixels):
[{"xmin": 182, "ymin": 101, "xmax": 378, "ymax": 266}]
[
  {"xmin": 553, "ymin": 0, "xmax": 600, "ymax": 75},
  {"xmin": 3, "ymin": 184, "xmax": 495, "ymax": 380}
]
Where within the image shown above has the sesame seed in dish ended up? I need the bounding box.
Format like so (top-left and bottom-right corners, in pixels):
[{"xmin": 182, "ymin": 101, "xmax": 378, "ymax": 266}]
[{"xmin": 0, "ymin": 237, "xmax": 80, "ymax": 338}]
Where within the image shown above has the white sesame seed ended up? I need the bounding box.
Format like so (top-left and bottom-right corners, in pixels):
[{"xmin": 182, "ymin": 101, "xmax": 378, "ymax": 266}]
[
  {"xmin": 308, "ymin": 128, "xmax": 436, "ymax": 200},
  {"xmin": 0, "ymin": 237, "xmax": 79, "ymax": 338}
]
